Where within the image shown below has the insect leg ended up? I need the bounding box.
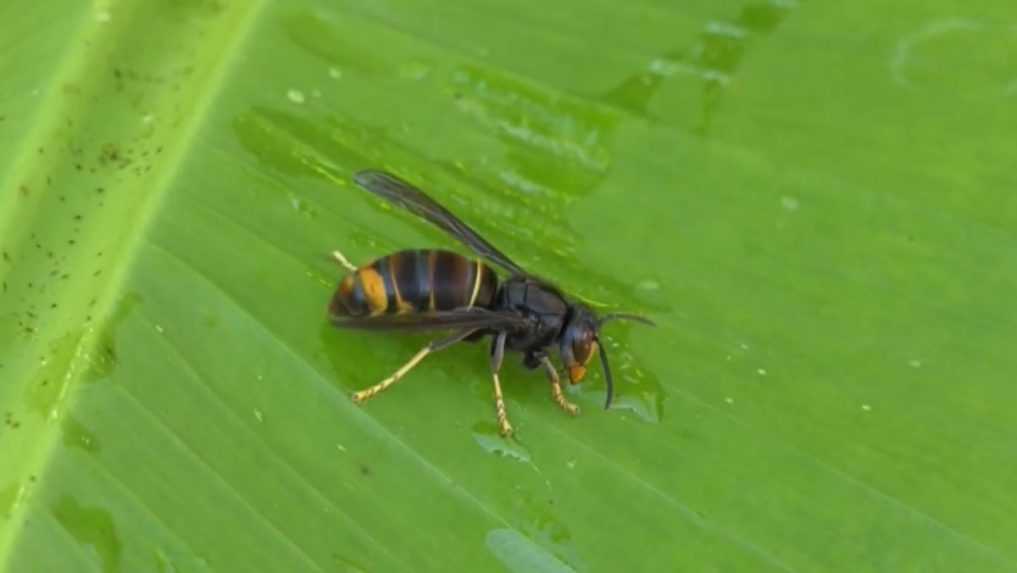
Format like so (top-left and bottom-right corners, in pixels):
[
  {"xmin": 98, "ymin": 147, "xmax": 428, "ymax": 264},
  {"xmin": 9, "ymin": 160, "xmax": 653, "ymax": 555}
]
[
  {"xmin": 489, "ymin": 332, "xmax": 514, "ymax": 437},
  {"xmin": 330, "ymin": 249, "xmax": 359, "ymax": 273},
  {"xmin": 539, "ymin": 356, "xmax": 580, "ymax": 416},
  {"xmin": 352, "ymin": 329, "xmax": 475, "ymax": 403}
]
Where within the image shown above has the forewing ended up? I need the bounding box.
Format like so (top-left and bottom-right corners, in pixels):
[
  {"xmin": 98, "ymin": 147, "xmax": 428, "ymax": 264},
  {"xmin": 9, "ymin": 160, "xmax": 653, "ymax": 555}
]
[
  {"xmin": 331, "ymin": 308, "xmax": 527, "ymax": 332},
  {"xmin": 354, "ymin": 170, "xmax": 530, "ymax": 277}
]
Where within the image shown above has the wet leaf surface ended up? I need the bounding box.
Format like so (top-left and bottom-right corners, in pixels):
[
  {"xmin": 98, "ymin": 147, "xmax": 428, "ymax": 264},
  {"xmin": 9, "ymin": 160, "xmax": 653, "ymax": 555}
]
[{"xmin": 1, "ymin": 1, "xmax": 1015, "ymax": 571}]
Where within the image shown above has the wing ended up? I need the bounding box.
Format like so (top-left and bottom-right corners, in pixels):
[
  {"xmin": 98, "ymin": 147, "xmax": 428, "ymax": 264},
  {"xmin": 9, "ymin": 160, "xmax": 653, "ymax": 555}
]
[
  {"xmin": 354, "ymin": 169, "xmax": 531, "ymax": 277},
  {"xmin": 331, "ymin": 308, "xmax": 528, "ymax": 332}
]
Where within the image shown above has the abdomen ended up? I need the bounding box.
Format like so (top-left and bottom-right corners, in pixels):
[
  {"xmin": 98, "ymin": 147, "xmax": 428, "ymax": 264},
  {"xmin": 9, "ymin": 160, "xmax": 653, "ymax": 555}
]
[{"xmin": 330, "ymin": 249, "xmax": 499, "ymax": 317}]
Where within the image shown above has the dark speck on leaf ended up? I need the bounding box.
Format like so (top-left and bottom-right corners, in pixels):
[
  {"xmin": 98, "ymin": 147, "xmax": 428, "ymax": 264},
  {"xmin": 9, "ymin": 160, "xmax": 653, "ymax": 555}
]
[
  {"xmin": 359, "ymin": 464, "xmax": 371, "ymax": 477},
  {"xmin": 100, "ymin": 143, "xmax": 121, "ymax": 164}
]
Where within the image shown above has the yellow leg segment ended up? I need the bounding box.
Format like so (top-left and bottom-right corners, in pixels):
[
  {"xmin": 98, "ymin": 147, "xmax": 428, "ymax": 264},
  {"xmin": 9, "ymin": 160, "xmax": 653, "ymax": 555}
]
[
  {"xmin": 492, "ymin": 372, "xmax": 513, "ymax": 437},
  {"xmin": 331, "ymin": 249, "xmax": 359, "ymax": 273},
  {"xmin": 490, "ymin": 332, "xmax": 514, "ymax": 437},
  {"xmin": 352, "ymin": 346, "xmax": 431, "ymax": 403},
  {"xmin": 351, "ymin": 330, "xmax": 476, "ymax": 404},
  {"xmin": 541, "ymin": 356, "xmax": 580, "ymax": 416}
]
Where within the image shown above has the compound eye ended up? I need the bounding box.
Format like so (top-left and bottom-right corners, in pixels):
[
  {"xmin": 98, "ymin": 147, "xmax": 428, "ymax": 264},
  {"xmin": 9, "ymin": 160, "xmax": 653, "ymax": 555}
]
[
  {"xmin": 574, "ymin": 334, "xmax": 596, "ymax": 364},
  {"xmin": 567, "ymin": 335, "xmax": 598, "ymax": 384}
]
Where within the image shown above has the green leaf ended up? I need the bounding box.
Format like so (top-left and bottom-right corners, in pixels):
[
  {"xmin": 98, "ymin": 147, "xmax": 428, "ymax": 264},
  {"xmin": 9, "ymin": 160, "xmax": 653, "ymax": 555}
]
[{"xmin": 2, "ymin": 1, "xmax": 1015, "ymax": 572}]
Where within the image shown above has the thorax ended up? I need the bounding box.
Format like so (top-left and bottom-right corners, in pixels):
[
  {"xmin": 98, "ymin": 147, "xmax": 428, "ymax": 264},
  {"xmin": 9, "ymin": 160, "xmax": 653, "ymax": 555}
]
[{"xmin": 497, "ymin": 277, "xmax": 568, "ymax": 356}]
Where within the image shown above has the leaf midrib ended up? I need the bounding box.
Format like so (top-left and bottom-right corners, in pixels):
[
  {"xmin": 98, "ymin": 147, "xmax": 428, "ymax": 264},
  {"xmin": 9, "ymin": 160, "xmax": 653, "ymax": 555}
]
[{"xmin": 0, "ymin": 0, "xmax": 267, "ymax": 566}]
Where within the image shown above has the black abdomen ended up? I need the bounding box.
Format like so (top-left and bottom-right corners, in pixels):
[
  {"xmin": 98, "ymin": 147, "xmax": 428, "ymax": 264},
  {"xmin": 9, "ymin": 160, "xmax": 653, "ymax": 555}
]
[{"xmin": 330, "ymin": 249, "xmax": 498, "ymax": 317}]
